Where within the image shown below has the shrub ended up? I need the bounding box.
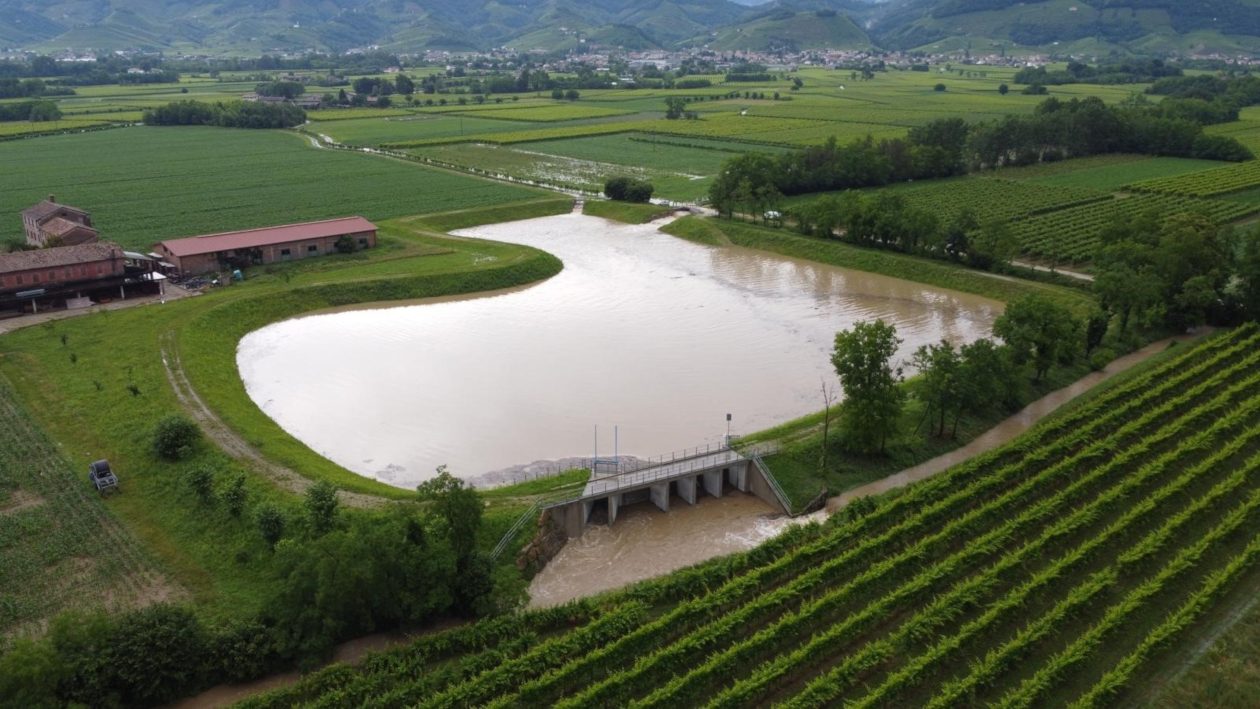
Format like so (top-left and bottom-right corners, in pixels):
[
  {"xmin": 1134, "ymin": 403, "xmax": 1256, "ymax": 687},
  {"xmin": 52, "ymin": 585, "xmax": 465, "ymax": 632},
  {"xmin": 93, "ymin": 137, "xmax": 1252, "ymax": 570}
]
[
  {"xmin": 304, "ymin": 480, "xmax": 340, "ymax": 537},
  {"xmin": 334, "ymin": 234, "xmax": 356, "ymax": 254},
  {"xmin": 934, "ymin": 83, "xmax": 947, "ymax": 92},
  {"xmin": 152, "ymin": 414, "xmax": 201, "ymax": 460},
  {"xmin": 257, "ymin": 503, "xmax": 286, "ymax": 549},
  {"xmin": 604, "ymin": 176, "xmax": 655, "ymax": 203},
  {"xmin": 107, "ymin": 604, "xmax": 207, "ymax": 706},
  {"xmin": 221, "ymin": 474, "xmax": 248, "ymax": 517},
  {"xmin": 187, "ymin": 465, "xmax": 216, "ymax": 504},
  {"xmin": 1090, "ymin": 347, "xmax": 1117, "ymax": 371}
]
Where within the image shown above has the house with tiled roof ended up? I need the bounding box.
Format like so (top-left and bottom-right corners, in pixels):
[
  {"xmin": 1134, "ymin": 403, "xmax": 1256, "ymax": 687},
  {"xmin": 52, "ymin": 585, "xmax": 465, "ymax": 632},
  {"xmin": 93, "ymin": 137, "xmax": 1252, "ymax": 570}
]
[
  {"xmin": 20, "ymin": 196, "xmax": 100, "ymax": 247},
  {"xmin": 154, "ymin": 216, "xmax": 377, "ymax": 275},
  {"xmin": 0, "ymin": 242, "xmax": 125, "ymax": 295}
]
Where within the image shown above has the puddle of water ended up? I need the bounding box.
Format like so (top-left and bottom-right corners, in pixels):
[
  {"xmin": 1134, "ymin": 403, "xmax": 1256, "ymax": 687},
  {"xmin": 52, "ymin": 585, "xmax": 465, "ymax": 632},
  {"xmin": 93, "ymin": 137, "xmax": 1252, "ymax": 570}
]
[
  {"xmin": 237, "ymin": 213, "xmax": 1002, "ymax": 487},
  {"xmin": 527, "ymin": 491, "xmax": 793, "ymax": 608}
]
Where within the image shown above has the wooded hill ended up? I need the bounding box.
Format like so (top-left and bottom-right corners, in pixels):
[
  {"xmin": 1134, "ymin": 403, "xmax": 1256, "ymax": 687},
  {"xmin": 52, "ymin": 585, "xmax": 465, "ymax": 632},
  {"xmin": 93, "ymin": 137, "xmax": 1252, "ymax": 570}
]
[{"xmin": 3, "ymin": 0, "xmax": 1260, "ymax": 55}]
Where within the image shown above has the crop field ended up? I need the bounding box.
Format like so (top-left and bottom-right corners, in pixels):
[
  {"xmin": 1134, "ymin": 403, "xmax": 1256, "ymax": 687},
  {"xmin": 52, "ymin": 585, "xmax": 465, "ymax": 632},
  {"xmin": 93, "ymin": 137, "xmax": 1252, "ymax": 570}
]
[
  {"xmin": 384, "ymin": 115, "xmax": 906, "ymax": 150},
  {"xmin": 314, "ymin": 114, "xmax": 537, "ymax": 146},
  {"xmin": 0, "ymin": 118, "xmax": 120, "ymax": 139},
  {"xmin": 0, "ymin": 378, "xmax": 177, "ymax": 638},
  {"xmin": 0, "ymin": 127, "xmax": 544, "ymax": 249},
  {"xmin": 409, "ymin": 142, "xmax": 714, "ymax": 201},
  {"xmin": 1011, "ymin": 193, "xmax": 1260, "ymax": 261},
  {"xmin": 243, "ymin": 325, "xmax": 1260, "ymax": 709},
  {"xmin": 1023, "ymin": 157, "xmax": 1223, "ymax": 191},
  {"xmin": 306, "ymin": 108, "xmax": 417, "ymax": 121},
  {"xmin": 1127, "ymin": 160, "xmax": 1260, "ymax": 197},
  {"xmin": 446, "ymin": 104, "xmax": 633, "ymax": 122},
  {"xmin": 521, "ymin": 133, "xmax": 761, "ymax": 173},
  {"xmin": 787, "ymin": 176, "xmax": 1110, "ymax": 226}
]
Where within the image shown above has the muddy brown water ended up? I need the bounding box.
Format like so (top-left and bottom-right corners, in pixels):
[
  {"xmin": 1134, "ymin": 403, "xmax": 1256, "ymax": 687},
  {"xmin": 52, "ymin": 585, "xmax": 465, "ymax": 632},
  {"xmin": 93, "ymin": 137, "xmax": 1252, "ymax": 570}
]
[{"xmin": 237, "ymin": 213, "xmax": 1002, "ymax": 488}]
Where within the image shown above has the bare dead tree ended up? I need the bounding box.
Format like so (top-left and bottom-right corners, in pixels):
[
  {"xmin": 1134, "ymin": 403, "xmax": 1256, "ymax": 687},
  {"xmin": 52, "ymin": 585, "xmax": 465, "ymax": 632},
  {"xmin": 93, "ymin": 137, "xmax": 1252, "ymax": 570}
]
[{"xmin": 820, "ymin": 377, "xmax": 837, "ymax": 474}]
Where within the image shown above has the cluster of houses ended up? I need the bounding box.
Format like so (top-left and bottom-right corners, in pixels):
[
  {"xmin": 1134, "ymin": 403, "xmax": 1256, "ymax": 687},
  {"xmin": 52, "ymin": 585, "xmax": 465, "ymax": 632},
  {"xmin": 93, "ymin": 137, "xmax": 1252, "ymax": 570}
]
[{"xmin": 1, "ymin": 196, "xmax": 377, "ymax": 319}]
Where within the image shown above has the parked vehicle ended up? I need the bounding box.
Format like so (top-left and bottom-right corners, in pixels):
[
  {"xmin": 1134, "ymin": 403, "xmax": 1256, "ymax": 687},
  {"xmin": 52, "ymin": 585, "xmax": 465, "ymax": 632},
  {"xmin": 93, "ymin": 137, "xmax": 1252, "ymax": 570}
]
[{"xmin": 88, "ymin": 459, "xmax": 119, "ymax": 494}]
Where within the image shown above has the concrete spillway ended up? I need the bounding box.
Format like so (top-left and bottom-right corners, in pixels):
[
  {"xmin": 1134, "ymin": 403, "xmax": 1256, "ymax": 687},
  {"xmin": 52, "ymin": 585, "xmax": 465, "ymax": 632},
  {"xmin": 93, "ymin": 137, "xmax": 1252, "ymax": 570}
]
[{"xmin": 547, "ymin": 444, "xmax": 789, "ymax": 538}]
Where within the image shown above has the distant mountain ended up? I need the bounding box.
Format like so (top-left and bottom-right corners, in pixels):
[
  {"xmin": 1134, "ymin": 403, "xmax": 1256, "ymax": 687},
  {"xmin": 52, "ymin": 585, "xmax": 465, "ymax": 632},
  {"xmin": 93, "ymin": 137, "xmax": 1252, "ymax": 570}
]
[
  {"xmin": 695, "ymin": 8, "xmax": 873, "ymax": 51},
  {"xmin": 3, "ymin": 0, "xmax": 1258, "ymax": 55},
  {"xmin": 0, "ymin": 0, "xmax": 753, "ymax": 53},
  {"xmin": 868, "ymin": 0, "xmax": 1260, "ymax": 54}
]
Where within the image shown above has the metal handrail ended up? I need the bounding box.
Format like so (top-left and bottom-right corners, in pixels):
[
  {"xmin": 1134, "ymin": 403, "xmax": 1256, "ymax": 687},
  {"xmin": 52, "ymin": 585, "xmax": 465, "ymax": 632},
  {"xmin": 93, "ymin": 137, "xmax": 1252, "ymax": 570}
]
[
  {"xmin": 491, "ymin": 501, "xmax": 542, "ymax": 560},
  {"xmin": 752, "ymin": 453, "xmax": 794, "ymax": 515}
]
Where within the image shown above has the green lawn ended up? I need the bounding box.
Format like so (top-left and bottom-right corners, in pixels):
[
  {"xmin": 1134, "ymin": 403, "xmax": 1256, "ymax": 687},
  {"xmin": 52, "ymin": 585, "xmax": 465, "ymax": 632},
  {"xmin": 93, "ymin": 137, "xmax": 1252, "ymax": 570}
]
[{"xmin": 0, "ymin": 126, "xmax": 545, "ymax": 250}]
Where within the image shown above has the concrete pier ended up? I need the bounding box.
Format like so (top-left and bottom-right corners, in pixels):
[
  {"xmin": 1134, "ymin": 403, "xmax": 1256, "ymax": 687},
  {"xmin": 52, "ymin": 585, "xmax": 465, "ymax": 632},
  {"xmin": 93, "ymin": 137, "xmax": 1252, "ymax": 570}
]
[
  {"xmin": 677, "ymin": 476, "xmax": 697, "ymax": 505},
  {"xmin": 547, "ymin": 444, "xmax": 788, "ymax": 538},
  {"xmin": 651, "ymin": 483, "xmax": 670, "ymax": 512}
]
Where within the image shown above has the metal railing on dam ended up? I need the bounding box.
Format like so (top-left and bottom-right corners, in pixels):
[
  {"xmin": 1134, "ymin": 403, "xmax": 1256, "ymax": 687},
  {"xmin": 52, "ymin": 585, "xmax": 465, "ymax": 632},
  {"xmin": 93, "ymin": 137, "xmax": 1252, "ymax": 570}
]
[{"xmin": 490, "ymin": 440, "xmax": 784, "ymax": 558}]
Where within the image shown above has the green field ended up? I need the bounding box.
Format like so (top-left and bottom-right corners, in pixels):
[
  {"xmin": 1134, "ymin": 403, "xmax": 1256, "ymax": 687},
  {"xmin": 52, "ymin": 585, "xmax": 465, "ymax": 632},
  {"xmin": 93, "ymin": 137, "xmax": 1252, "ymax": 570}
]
[
  {"xmin": 786, "ymin": 175, "xmax": 1111, "ymax": 226},
  {"xmin": 0, "ymin": 127, "xmax": 544, "ymax": 250},
  {"xmin": 0, "ymin": 379, "xmax": 177, "ymax": 638},
  {"xmin": 1011, "ymin": 193, "xmax": 1260, "ymax": 262},
  {"xmin": 243, "ymin": 324, "xmax": 1260, "ymax": 708},
  {"xmin": 1030, "ymin": 157, "xmax": 1223, "ymax": 191},
  {"xmin": 1128, "ymin": 160, "xmax": 1260, "ymax": 197}
]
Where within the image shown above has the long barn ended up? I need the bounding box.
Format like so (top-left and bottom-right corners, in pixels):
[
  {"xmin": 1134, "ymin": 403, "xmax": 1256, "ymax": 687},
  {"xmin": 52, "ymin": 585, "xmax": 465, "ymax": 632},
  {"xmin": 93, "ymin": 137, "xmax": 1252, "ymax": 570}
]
[{"xmin": 154, "ymin": 217, "xmax": 378, "ymax": 275}]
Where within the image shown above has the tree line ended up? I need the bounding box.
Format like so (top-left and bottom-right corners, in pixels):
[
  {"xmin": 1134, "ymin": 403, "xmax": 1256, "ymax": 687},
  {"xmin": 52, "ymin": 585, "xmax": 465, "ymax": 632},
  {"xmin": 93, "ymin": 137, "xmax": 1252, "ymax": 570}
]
[
  {"xmin": 1013, "ymin": 59, "xmax": 1182, "ymax": 87},
  {"xmin": 830, "ymin": 292, "xmax": 1091, "ymax": 455},
  {"xmin": 708, "ymin": 95, "xmax": 1253, "ymax": 219},
  {"xmin": 142, "ymin": 100, "xmax": 306, "ymax": 129},
  {"xmin": 1094, "ymin": 208, "xmax": 1260, "ymax": 331}
]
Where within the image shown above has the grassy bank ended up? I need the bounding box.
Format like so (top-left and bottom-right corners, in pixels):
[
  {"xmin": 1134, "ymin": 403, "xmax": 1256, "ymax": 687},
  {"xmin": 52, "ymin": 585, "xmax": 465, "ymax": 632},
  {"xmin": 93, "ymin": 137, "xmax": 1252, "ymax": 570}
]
[
  {"xmin": 664, "ymin": 216, "xmax": 1096, "ymax": 315},
  {"xmin": 583, "ymin": 200, "xmax": 672, "ymax": 224},
  {"xmin": 0, "ymin": 200, "xmax": 568, "ymax": 620}
]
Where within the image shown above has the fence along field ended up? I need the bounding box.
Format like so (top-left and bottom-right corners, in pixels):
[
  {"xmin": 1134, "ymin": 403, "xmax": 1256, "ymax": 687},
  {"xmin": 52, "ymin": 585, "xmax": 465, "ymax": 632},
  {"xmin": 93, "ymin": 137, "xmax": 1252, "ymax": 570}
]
[
  {"xmin": 240, "ymin": 325, "xmax": 1260, "ymax": 708},
  {"xmin": 0, "ymin": 378, "xmax": 178, "ymax": 638}
]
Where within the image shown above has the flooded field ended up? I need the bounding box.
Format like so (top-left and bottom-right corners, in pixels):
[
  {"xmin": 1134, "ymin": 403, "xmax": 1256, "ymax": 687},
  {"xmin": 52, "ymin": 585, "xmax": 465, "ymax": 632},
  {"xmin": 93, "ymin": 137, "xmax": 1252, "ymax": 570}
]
[{"xmin": 237, "ymin": 213, "xmax": 1002, "ymax": 488}]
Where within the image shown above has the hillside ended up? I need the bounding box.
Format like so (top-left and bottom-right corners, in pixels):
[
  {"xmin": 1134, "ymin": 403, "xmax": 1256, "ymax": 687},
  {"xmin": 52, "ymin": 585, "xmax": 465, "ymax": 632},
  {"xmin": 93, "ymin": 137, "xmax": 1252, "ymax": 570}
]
[
  {"xmin": 2, "ymin": 0, "xmax": 749, "ymax": 53},
  {"xmin": 870, "ymin": 0, "xmax": 1260, "ymax": 54},
  {"xmin": 698, "ymin": 8, "xmax": 873, "ymax": 51},
  {"xmin": 5, "ymin": 0, "xmax": 1260, "ymax": 55}
]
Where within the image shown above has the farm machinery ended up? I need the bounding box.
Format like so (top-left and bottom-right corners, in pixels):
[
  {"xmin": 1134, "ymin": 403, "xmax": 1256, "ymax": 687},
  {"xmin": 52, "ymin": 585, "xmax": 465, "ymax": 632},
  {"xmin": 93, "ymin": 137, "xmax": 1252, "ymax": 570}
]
[{"xmin": 88, "ymin": 459, "xmax": 119, "ymax": 494}]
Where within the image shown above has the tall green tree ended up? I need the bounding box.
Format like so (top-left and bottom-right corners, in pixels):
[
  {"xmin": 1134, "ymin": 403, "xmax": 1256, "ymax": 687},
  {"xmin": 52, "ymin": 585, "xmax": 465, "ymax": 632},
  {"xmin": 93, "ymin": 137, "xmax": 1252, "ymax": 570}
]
[
  {"xmin": 416, "ymin": 466, "xmax": 482, "ymax": 565},
  {"xmin": 911, "ymin": 340, "xmax": 961, "ymax": 438},
  {"xmin": 993, "ymin": 295, "xmax": 1081, "ymax": 381},
  {"xmin": 664, "ymin": 96, "xmax": 687, "ymax": 119},
  {"xmin": 831, "ymin": 320, "xmax": 904, "ymax": 454}
]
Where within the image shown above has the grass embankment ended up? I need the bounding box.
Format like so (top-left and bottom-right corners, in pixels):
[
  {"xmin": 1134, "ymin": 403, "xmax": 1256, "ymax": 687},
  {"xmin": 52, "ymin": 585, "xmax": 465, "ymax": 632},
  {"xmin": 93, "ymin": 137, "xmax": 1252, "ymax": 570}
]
[
  {"xmin": 582, "ymin": 200, "xmax": 673, "ymax": 224},
  {"xmin": 0, "ymin": 199, "xmax": 570, "ymax": 622},
  {"xmin": 667, "ymin": 216, "xmax": 1100, "ymax": 508},
  {"xmin": 665, "ymin": 216, "xmax": 1095, "ymax": 314}
]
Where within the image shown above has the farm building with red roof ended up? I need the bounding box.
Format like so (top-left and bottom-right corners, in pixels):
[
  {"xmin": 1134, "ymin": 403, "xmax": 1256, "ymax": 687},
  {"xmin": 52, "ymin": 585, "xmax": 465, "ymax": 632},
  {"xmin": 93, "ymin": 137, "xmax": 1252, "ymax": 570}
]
[{"xmin": 154, "ymin": 217, "xmax": 377, "ymax": 275}]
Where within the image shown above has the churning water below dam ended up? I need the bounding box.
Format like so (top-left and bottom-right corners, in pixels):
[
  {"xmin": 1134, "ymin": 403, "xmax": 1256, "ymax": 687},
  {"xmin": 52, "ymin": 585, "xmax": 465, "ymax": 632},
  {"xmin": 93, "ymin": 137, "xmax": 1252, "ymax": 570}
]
[{"xmin": 237, "ymin": 212, "xmax": 1004, "ymax": 488}]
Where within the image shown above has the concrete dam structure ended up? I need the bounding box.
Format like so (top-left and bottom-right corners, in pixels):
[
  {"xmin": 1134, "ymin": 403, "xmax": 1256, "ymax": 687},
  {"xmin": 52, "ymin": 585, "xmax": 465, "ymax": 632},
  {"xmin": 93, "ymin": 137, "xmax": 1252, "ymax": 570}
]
[{"xmin": 546, "ymin": 443, "xmax": 790, "ymax": 538}]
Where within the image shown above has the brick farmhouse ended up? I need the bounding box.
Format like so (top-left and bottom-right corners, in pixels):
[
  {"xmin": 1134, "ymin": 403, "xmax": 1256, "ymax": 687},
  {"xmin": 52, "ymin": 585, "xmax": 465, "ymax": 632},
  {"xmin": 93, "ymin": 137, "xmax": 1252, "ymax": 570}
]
[
  {"xmin": 21, "ymin": 195, "xmax": 101, "ymax": 247},
  {"xmin": 154, "ymin": 217, "xmax": 378, "ymax": 275},
  {"xmin": 0, "ymin": 242, "xmax": 125, "ymax": 294}
]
